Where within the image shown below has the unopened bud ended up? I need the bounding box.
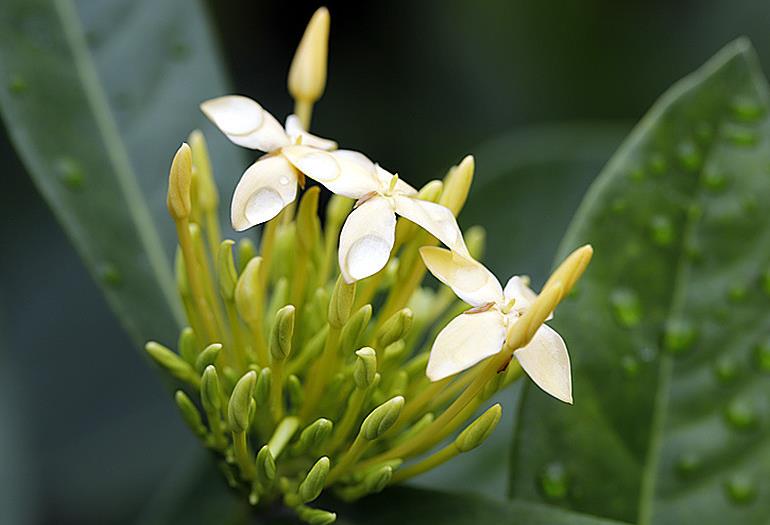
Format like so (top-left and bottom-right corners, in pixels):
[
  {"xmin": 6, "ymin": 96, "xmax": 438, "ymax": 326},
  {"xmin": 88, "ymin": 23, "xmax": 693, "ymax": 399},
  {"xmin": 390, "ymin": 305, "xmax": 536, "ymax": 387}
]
[
  {"xmin": 201, "ymin": 365, "xmax": 222, "ymax": 414},
  {"xmin": 363, "ymin": 464, "xmax": 392, "ymax": 494},
  {"xmin": 340, "ymin": 304, "xmax": 372, "ymax": 352},
  {"xmin": 376, "ymin": 308, "xmax": 414, "ymax": 348},
  {"xmin": 296, "ymin": 506, "xmax": 336, "ymax": 525},
  {"xmin": 228, "ymin": 371, "xmax": 257, "ymax": 433},
  {"xmin": 296, "ymin": 418, "xmax": 333, "ymax": 454},
  {"xmin": 145, "ymin": 342, "xmax": 198, "ymax": 385},
  {"xmin": 188, "ymin": 130, "xmax": 218, "ymax": 213},
  {"xmin": 354, "ymin": 347, "xmax": 377, "ymax": 388},
  {"xmin": 328, "ymin": 275, "xmax": 356, "ymax": 328},
  {"xmin": 270, "ymin": 305, "xmax": 295, "ymax": 361},
  {"xmin": 288, "ymin": 7, "xmax": 330, "ymax": 104},
  {"xmin": 217, "ymin": 240, "xmax": 238, "ymax": 301},
  {"xmin": 256, "ymin": 444, "xmax": 276, "ymax": 484},
  {"xmin": 361, "ymin": 396, "xmax": 404, "ymax": 440},
  {"xmin": 296, "ymin": 186, "xmax": 321, "ymax": 252},
  {"xmin": 454, "ymin": 404, "xmax": 502, "ymax": 452},
  {"xmin": 195, "ymin": 343, "xmax": 222, "ymax": 372},
  {"xmin": 175, "ymin": 391, "xmax": 207, "ymax": 439},
  {"xmin": 326, "ymin": 194, "xmax": 353, "ymax": 228},
  {"xmin": 235, "ymin": 257, "xmax": 263, "ymax": 324},
  {"xmin": 287, "ymin": 374, "xmax": 303, "ymax": 410},
  {"xmin": 167, "ymin": 143, "xmax": 192, "ymax": 220},
  {"xmin": 255, "ymin": 367, "xmax": 272, "ymax": 406},
  {"xmin": 178, "ymin": 327, "xmax": 198, "ymax": 364},
  {"xmin": 237, "ymin": 238, "xmax": 257, "ymax": 273},
  {"xmin": 298, "ymin": 456, "xmax": 330, "ymax": 503},
  {"xmin": 464, "ymin": 225, "xmax": 486, "ymax": 260},
  {"xmin": 440, "ymin": 155, "xmax": 474, "ymax": 215}
]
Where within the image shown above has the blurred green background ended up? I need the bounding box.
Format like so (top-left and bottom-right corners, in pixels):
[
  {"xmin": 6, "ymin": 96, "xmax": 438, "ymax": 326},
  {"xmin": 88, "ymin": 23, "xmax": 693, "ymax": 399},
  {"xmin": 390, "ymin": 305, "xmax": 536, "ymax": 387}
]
[{"xmin": 2, "ymin": 0, "xmax": 770, "ymax": 523}]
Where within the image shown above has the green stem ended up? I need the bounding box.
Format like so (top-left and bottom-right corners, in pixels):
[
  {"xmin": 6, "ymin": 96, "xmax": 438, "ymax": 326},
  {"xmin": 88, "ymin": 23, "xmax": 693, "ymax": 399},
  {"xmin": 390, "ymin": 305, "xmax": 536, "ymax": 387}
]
[
  {"xmin": 233, "ymin": 431, "xmax": 255, "ymax": 480},
  {"xmin": 268, "ymin": 416, "xmax": 300, "ymax": 458},
  {"xmin": 326, "ymin": 434, "xmax": 368, "ymax": 485},
  {"xmin": 270, "ymin": 360, "xmax": 286, "ymax": 422},
  {"xmin": 389, "ymin": 444, "xmax": 459, "ymax": 484},
  {"xmin": 300, "ymin": 325, "xmax": 340, "ymax": 420},
  {"xmin": 176, "ymin": 220, "xmax": 217, "ymax": 342}
]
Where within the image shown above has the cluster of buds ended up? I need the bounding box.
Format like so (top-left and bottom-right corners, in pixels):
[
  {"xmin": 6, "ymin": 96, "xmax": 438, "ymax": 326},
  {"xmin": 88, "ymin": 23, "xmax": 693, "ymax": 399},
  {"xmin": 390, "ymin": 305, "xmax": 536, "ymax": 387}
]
[{"xmin": 146, "ymin": 7, "xmax": 592, "ymax": 524}]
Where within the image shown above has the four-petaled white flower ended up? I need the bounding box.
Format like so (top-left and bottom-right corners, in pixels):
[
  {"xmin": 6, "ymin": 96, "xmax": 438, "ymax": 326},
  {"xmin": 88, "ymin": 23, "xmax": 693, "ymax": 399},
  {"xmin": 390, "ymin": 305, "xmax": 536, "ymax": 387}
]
[
  {"xmin": 419, "ymin": 246, "xmax": 572, "ymax": 404},
  {"xmin": 281, "ymin": 147, "xmax": 470, "ymax": 283}
]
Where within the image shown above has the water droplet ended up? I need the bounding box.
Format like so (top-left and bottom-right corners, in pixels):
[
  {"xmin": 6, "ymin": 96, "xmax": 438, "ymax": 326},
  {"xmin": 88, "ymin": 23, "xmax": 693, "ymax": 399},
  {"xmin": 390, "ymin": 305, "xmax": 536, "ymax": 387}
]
[
  {"xmin": 754, "ymin": 341, "xmax": 770, "ymax": 372},
  {"xmin": 621, "ymin": 355, "xmax": 639, "ymax": 377},
  {"xmin": 649, "ymin": 153, "xmax": 667, "ymax": 175},
  {"xmin": 675, "ymin": 452, "xmax": 701, "ymax": 477},
  {"xmin": 723, "ymin": 124, "xmax": 758, "ymax": 147},
  {"xmin": 727, "ymin": 284, "xmax": 747, "ymax": 303},
  {"xmin": 56, "ymin": 157, "xmax": 85, "ymax": 190},
  {"xmin": 8, "ymin": 73, "xmax": 27, "ymax": 95},
  {"xmin": 695, "ymin": 122, "xmax": 714, "ymax": 142},
  {"xmin": 713, "ymin": 356, "xmax": 739, "ymax": 384},
  {"xmin": 650, "ymin": 215, "xmax": 675, "ymax": 247},
  {"xmin": 629, "ymin": 168, "xmax": 645, "ymax": 182},
  {"xmin": 611, "ymin": 198, "xmax": 627, "ymax": 214},
  {"xmin": 99, "ymin": 263, "xmax": 122, "ymax": 287},
  {"xmin": 677, "ymin": 141, "xmax": 702, "ymax": 172},
  {"xmin": 703, "ymin": 169, "xmax": 727, "ymax": 192},
  {"xmin": 663, "ymin": 319, "xmax": 696, "ymax": 354},
  {"xmin": 539, "ymin": 462, "xmax": 568, "ymax": 501},
  {"xmin": 724, "ymin": 473, "xmax": 757, "ymax": 504},
  {"xmin": 346, "ymin": 234, "xmax": 391, "ymax": 281},
  {"xmin": 610, "ymin": 288, "xmax": 642, "ymax": 328},
  {"xmin": 730, "ymin": 95, "xmax": 764, "ymax": 122},
  {"xmin": 724, "ymin": 398, "xmax": 756, "ymax": 430}
]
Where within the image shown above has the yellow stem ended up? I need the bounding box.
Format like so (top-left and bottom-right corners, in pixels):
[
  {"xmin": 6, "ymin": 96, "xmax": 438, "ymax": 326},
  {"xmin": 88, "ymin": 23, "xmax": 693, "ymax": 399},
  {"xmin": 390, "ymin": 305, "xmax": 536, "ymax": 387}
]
[
  {"xmin": 389, "ymin": 444, "xmax": 459, "ymax": 484},
  {"xmin": 300, "ymin": 325, "xmax": 341, "ymax": 420},
  {"xmin": 270, "ymin": 361, "xmax": 285, "ymax": 422},
  {"xmin": 326, "ymin": 434, "xmax": 368, "ymax": 485},
  {"xmin": 175, "ymin": 219, "xmax": 217, "ymax": 342},
  {"xmin": 294, "ymin": 99, "xmax": 313, "ymax": 130}
]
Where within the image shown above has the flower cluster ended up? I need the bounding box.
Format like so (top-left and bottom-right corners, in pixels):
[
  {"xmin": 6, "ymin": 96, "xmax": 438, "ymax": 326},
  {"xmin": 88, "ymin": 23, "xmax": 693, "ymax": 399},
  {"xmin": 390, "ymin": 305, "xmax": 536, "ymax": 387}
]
[{"xmin": 146, "ymin": 7, "xmax": 592, "ymax": 524}]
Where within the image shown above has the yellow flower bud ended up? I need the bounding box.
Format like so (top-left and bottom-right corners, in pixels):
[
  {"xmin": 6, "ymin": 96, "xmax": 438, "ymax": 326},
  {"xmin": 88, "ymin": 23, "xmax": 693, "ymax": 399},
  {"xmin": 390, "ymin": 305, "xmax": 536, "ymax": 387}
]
[
  {"xmin": 166, "ymin": 143, "xmax": 192, "ymax": 220},
  {"xmin": 288, "ymin": 7, "xmax": 330, "ymax": 105},
  {"xmin": 188, "ymin": 130, "xmax": 218, "ymax": 213},
  {"xmin": 440, "ymin": 155, "xmax": 474, "ymax": 215}
]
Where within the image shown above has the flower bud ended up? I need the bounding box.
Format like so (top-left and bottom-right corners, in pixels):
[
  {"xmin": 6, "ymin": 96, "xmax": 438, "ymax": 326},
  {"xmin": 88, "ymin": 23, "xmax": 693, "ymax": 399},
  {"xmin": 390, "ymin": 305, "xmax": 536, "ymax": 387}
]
[
  {"xmin": 188, "ymin": 130, "xmax": 218, "ymax": 213},
  {"xmin": 340, "ymin": 304, "xmax": 372, "ymax": 353},
  {"xmin": 175, "ymin": 391, "xmax": 207, "ymax": 439},
  {"xmin": 288, "ymin": 7, "xmax": 330, "ymax": 104},
  {"xmin": 328, "ymin": 275, "xmax": 356, "ymax": 328},
  {"xmin": 376, "ymin": 308, "xmax": 414, "ymax": 348},
  {"xmin": 298, "ymin": 456, "xmax": 330, "ymax": 503},
  {"xmin": 287, "ymin": 374, "xmax": 303, "ymax": 410},
  {"xmin": 255, "ymin": 367, "xmax": 272, "ymax": 406},
  {"xmin": 217, "ymin": 240, "xmax": 238, "ymax": 301},
  {"xmin": 178, "ymin": 327, "xmax": 198, "ymax": 364},
  {"xmin": 237, "ymin": 238, "xmax": 257, "ymax": 273},
  {"xmin": 326, "ymin": 194, "xmax": 353, "ymax": 228},
  {"xmin": 296, "ymin": 418, "xmax": 333, "ymax": 455},
  {"xmin": 296, "ymin": 186, "xmax": 321, "ymax": 252},
  {"xmin": 145, "ymin": 342, "xmax": 198, "ymax": 386},
  {"xmin": 235, "ymin": 257, "xmax": 263, "ymax": 324},
  {"xmin": 256, "ymin": 444, "xmax": 276, "ymax": 484},
  {"xmin": 195, "ymin": 343, "xmax": 222, "ymax": 372},
  {"xmin": 201, "ymin": 365, "xmax": 222, "ymax": 414},
  {"xmin": 454, "ymin": 404, "xmax": 502, "ymax": 452},
  {"xmin": 361, "ymin": 396, "xmax": 404, "ymax": 440},
  {"xmin": 270, "ymin": 305, "xmax": 296, "ymax": 361},
  {"xmin": 440, "ymin": 155, "xmax": 474, "ymax": 215},
  {"xmin": 296, "ymin": 506, "xmax": 336, "ymax": 525},
  {"xmin": 464, "ymin": 225, "xmax": 486, "ymax": 260},
  {"xmin": 167, "ymin": 143, "xmax": 192, "ymax": 220},
  {"xmin": 354, "ymin": 347, "xmax": 377, "ymax": 388},
  {"xmin": 363, "ymin": 464, "xmax": 392, "ymax": 494},
  {"xmin": 228, "ymin": 371, "xmax": 257, "ymax": 433}
]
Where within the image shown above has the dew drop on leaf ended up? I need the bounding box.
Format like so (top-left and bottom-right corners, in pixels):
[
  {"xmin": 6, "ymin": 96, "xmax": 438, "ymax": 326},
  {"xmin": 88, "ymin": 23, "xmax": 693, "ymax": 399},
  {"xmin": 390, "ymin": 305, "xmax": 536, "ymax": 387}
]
[
  {"xmin": 703, "ymin": 169, "xmax": 727, "ymax": 192},
  {"xmin": 713, "ymin": 355, "xmax": 739, "ymax": 384},
  {"xmin": 649, "ymin": 215, "xmax": 675, "ymax": 247},
  {"xmin": 724, "ymin": 473, "xmax": 757, "ymax": 504},
  {"xmin": 56, "ymin": 157, "xmax": 85, "ymax": 190},
  {"xmin": 724, "ymin": 397, "xmax": 756, "ymax": 430},
  {"xmin": 675, "ymin": 451, "xmax": 701, "ymax": 477},
  {"xmin": 723, "ymin": 124, "xmax": 758, "ymax": 147},
  {"xmin": 729, "ymin": 95, "xmax": 764, "ymax": 122},
  {"xmin": 727, "ymin": 283, "xmax": 748, "ymax": 303},
  {"xmin": 663, "ymin": 319, "xmax": 696, "ymax": 354},
  {"xmin": 99, "ymin": 263, "xmax": 122, "ymax": 287},
  {"xmin": 609, "ymin": 288, "xmax": 642, "ymax": 328},
  {"xmin": 620, "ymin": 355, "xmax": 639, "ymax": 378},
  {"xmin": 648, "ymin": 152, "xmax": 667, "ymax": 175},
  {"xmin": 538, "ymin": 462, "xmax": 568, "ymax": 501},
  {"xmin": 676, "ymin": 140, "xmax": 702, "ymax": 172}
]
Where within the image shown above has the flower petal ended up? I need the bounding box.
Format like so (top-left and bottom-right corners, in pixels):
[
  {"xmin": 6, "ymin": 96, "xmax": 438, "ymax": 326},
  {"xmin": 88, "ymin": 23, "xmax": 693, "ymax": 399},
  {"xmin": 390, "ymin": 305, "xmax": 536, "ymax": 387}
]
[
  {"xmin": 394, "ymin": 196, "xmax": 469, "ymax": 255},
  {"xmin": 426, "ymin": 309, "xmax": 506, "ymax": 381},
  {"xmin": 419, "ymin": 246, "xmax": 503, "ymax": 307},
  {"xmin": 200, "ymin": 95, "xmax": 289, "ymax": 151},
  {"xmin": 231, "ymin": 155, "xmax": 298, "ymax": 231},
  {"xmin": 282, "ymin": 146, "xmax": 380, "ymax": 198},
  {"xmin": 338, "ymin": 196, "xmax": 396, "ymax": 283},
  {"xmin": 504, "ymin": 276, "xmax": 553, "ymax": 320},
  {"xmin": 284, "ymin": 114, "xmax": 337, "ymax": 150},
  {"xmin": 513, "ymin": 324, "xmax": 572, "ymax": 404}
]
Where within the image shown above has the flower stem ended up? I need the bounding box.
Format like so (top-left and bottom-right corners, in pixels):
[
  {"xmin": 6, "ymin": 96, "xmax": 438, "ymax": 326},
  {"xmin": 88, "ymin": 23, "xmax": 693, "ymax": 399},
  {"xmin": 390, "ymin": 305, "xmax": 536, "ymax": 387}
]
[
  {"xmin": 175, "ymin": 219, "xmax": 217, "ymax": 342},
  {"xmin": 389, "ymin": 443, "xmax": 458, "ymax": 484},
  {"xmin": 300, "ymin": 325, "xmax": 341, "ymax": 420}
]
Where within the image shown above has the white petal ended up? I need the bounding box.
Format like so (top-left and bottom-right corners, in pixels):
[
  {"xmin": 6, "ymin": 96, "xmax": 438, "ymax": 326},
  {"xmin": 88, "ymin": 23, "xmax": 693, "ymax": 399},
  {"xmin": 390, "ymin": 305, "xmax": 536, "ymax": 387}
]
[
  {"xmin": 375, "ymin": 164, "xmax": 417, "ymax": 195},
  {"xmin": 419, "ymin": 246, "xmax": 503, "ymax": 307},
  {"xmin": 200, "ymin": 95, "xmax": 289, "ymax": 151},
  {"xmin": 426, "ymin": 310, "xmax": 506, "ymax": 381},
  {"xmin": 395, "ymin": 196, "xmax": 469, "ymax": 255},
  {"xmin": 504, "ymin": 276, "xmax": 553, "ymax": 320},
  {"xmin": 514, "ymin": 324, "xmax": 572, "ymax": 404},
  {"xmin": 282, "ymin": 146, "xmax": 380, "ymax": 198},
  {"xmin": 230, "ymin": 156, "xmax": 298, "ymax": 231},
  {"xmin": 284, "ymin": 114, "xmax": 338, "ymax": 150},
  {"xmin": 338, "ymin": 196, "xmax": 396, "ymax": 283}
]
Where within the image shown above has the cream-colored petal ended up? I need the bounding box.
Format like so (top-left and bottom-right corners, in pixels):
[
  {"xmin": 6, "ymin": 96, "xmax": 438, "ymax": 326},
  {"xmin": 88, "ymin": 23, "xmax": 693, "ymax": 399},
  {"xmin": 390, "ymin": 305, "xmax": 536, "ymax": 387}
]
[
  {"xmin": 513, "ymin": 324, "xmax": 572, "ymax": 404},
  {"xmin": 230, "ymin": 156, "xmax": 298, "ymax": 231},
  {"xmin": 394, "ymin": 196, "xmax": 469, "ymax": 255},
  {"xmin": 426, "ymin": 309, "xmax": 506, "ymax": 381},
  {"xmin": 282, "ymin": 146, "xmax": 380, "ymax": 198},
  {"xmin": 200, "ymin": 95, "xmax": 289, "ymax": 151},
  {"xmin": 338, "ymin": 196, "xmax": 396, "ymax": 283},
  {"xmin": 419, "ymin": 246, "xmax": 503, "ymax": 307},
  {"xmin": 284, "ymin": 114, "xmax": 338, "ymax": 151}
]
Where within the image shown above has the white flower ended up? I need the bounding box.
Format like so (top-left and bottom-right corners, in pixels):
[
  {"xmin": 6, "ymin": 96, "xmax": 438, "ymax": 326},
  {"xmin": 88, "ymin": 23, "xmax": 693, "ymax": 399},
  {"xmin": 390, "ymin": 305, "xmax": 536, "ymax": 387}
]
[
  {"xmin": 419, "ymin": 246, "xmax": 572, "ymax": 404},
  {"xmin": 201, "ymin": 95, "xmax": 353, "ymax": 231},
  {"xmin": 281, "ymin": 146, "xmax": 470, "ymax": 283}
]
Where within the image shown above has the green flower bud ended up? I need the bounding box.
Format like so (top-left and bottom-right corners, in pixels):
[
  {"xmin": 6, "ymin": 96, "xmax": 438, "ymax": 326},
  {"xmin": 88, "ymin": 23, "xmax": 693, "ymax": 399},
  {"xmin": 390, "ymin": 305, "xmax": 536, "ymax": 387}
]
[
  {"xmin": 195, "ymin": 343, "xmax": 222, "ymax": 373},
  {"xmin": 354, "ymin": 347, "xmax": 377, "ymax": 388},
  {"xmin": 270, "ymin": 305, "xmax": 296, "ymax": 361},
  {"xmin": 174, "ymin": 390, "xmax": 207, "ymax": 439},
  {"xmin": 145, "ymin": 342, "xmax": 198, "ymax": 386},
  {"xmin": 188, "ymin": 129, "xmax": 218, "ymax": 213},
  {"xmin": 255, "ymin": 367, "xmax": 272, "ymax": 406},
  {"xmin": 166, "ymin": 143, "xmax": 192, "ymax": 220},
  {"xmin": 217, "ymin": 240, "xmax": 238, "ymax": 301},
  {"xmin": 266, "ymin": 277, "xmax": 290, "ymax": 321},
  {"xmin": 376, "ymin": 308, "xmax": 414, "ymax": 348},
  {"xmin": 296, "ymin": 418, "xmax": 333, "ymax": 454},
  {"xmin": 296, "ymin": 186, "xmax": 321, "ymax": 252},
  {"xmin": 454, "ymin": 404, "xmax": 502, "ymax": 453},
  {"xmin": 178, "ymin": 327, "xmax": 198, "ymax": 364},
  {"xmin": 326, "ymin": 194, "xmax": 353, "ymax": 228},
  {"xmin": 296, "ymin": 506, "xmax": 336, "ymax": 525},
  {"xmin": 439, "ymin": 155, "xmax": 474, "ymax": 215},
  {"xmin": 237, "ymin": 238, "xmax": 257, "ymax": 273},
  {"xmin": 287, "ymin": 374, "xmax": 303, "ymax": 411},
  {"xmin": 228, "ymin": 371, "xmax": 257, "ymax": 433},
  {"xmin": 363, "ymin": 464, "xmax": 392, "ymax": 494},
  {"xmin": 464, "ymin": 225, "xmax": 486, "ymax": 260},
  {"xmin": 340, "ymin": 304, "xmax": 372, "ymax": 353},
  {"xmin": 298, "ymin": 456, "xmax": 330, "ymax": 503},
  {"xmin": 361, "ymin": 396, "xmax": 404, "ymax": 440},
  {"xmin": 328, "ymin": 275, "xmax": 356, "ymax": 328},
  {"xmin": 382, "ymin": 340, "xmax": 407, "ymax": 366},
  {"xmin": 235, "ymin": 257, "xmax": 263, "ymax": 324},
  {"xmin": 201, "ymin": 365, "xmax": 221, "ymax": 413},
  {"xmin": 256, "ymin": 444, "xmax": 276, "ymax": 484}
]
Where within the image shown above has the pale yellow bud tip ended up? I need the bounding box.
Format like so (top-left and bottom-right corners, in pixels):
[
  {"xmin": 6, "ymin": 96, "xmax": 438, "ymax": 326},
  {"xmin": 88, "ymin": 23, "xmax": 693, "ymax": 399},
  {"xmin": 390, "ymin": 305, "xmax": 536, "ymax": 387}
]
[
  {"xmin": 288, "ymin": 7, "xmax": 330, "ymax": 104},
  {"xmin": 167, "ymin": 143, "xmax": 192, "ymax": 220},
  {"xmin": 441, "ymin": 154, "xmax": 475, "ymax": 215}
]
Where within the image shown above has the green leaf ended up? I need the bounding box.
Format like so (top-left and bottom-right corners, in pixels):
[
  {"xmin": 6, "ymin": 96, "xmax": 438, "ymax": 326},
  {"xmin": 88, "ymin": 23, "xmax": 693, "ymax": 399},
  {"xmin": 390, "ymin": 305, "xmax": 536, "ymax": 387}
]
[
  {"xmin": 510, "ymin": 38, "xmax": 770, "ymax": 524},
  {"xmin": 0, "ymin": 0, "xmax": 243, "ymax": 345}
]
